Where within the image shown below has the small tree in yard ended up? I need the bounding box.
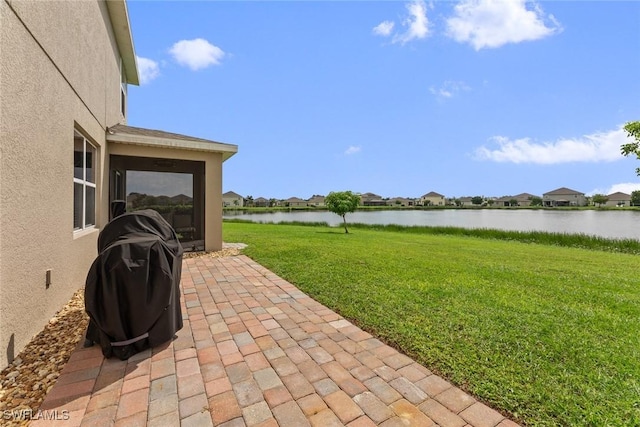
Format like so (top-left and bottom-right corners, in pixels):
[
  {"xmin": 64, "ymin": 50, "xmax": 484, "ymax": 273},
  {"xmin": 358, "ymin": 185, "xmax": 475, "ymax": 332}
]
[
  {"xmin": 325, "ymin": 191, "xmax": 360, "ymax": 233},
  {"xmin": 631, "ymin": 190, "xmax": 640, "ymax": 206},
  {"xmin": 621, "ymin": 121, "xmax": 640, "ymax": 174},
  {"xmin": 529, "ymin": 196, "xmax": 543, "ymax": 206},
  {"xmin": 592, "ymin": 194, "xmax": 609, "ymax": 207}
]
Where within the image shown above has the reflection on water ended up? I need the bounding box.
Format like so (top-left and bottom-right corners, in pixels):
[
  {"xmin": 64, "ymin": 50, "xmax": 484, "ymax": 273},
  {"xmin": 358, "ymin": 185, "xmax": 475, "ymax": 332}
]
[{"xmin": 224, "ymin": 209, "xmax": 640, "ymax": 240}]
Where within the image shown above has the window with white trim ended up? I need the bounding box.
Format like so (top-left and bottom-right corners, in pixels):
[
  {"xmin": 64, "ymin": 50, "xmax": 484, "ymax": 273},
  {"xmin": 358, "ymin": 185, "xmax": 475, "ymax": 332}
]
[{"xmin": 74, "ymin": 130, "xmax": 96, "ymax": 230}]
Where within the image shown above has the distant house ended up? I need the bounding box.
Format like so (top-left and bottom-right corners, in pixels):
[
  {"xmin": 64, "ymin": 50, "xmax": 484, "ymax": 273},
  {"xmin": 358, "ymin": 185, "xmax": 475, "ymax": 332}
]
[
  {"xmin": 543, "ymin": 187, "xmax": 586, "ymax": 207},
  {"xmin": 308, "ymin": 195, "xmax": 325, "ymax": 207},
  {"xmin": 360, "ymin": 192, "xmax": 386, "ymax": 206},
  {"xmin": 494, "ymin": 193, "xmax": 539, "ymax": 207},
  {"xmin": 420, "ymin": 191, "xmax": 445, "ymax": 206},
  {"xmin": 286, "ymin": 197, "xmax": 307, "ymax": 207},
  {"xmin": 253, "ymin": 197, "xmax": 269, "ymax": 207},
  {"xmin": 605, "ymin": 192, "xmax": 631, "ymax": 207},
  {"xmin": 458, "ymin": 197, "xmax": 475, "ymax": 206},
  {"xmin": 223, "ymin": 191, "xmax": 244, "ymax": 207},
  {"xmin": 387, "ymin": 197, "xmax": 414, "ymax": 207}
]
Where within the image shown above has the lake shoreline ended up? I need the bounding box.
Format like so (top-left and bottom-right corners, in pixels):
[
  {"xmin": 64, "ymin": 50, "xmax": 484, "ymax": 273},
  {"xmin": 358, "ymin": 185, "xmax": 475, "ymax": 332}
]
[{"xmin": 224, "ymin": 208, "xmax": 640, "ymax": 240}]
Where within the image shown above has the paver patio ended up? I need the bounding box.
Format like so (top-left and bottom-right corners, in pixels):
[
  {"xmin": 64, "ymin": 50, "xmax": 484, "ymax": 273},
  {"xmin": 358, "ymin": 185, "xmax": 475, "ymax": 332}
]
[{"xmin": 31, "ymin": 253, "xmax": 520, "ymax": 426}]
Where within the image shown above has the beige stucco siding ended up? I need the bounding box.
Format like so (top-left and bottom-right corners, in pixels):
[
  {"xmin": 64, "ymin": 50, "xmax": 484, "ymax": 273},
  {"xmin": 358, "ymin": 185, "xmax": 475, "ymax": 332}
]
[
  {"xmin": 0, "ymin": 0, "xmax": 121, "ymax": 367},
  {"xmin": 8, "ymin": 0, "xmax": 125, "ymax": 128},
  {"xmin": 108, "ymin": 143, "xmax": 225, "ymax": 252},
  {"xmin": 223, "ymin": 195, "xmax": 244, "ymax": 207},
  {"xmin": 425, "ymin": 196, "xmax": 444, "ymax": 206},
  {"xmin": 543, "ymin": 194, "xmax": 586, "ymax": 206}
]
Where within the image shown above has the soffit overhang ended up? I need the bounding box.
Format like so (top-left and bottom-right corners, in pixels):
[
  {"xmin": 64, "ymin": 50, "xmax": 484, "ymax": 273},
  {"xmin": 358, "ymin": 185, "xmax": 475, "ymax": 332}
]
[
  {"xmin": 106, "ymin": 0, "xmax": 139, "ymax": 85},
  {"xmin": 107, "ymin": 124, "xmax": 238, "ymax": 161}
]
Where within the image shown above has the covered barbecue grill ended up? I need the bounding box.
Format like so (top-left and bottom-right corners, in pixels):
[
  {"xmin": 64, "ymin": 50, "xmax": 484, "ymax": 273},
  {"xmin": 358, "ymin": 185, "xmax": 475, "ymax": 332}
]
[{"xmin": 84, "ymin": 209, "xmax": 183, "ymax": 360}]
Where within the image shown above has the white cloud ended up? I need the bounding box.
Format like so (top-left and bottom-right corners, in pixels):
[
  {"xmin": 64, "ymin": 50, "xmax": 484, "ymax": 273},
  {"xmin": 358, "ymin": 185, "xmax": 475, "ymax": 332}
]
[
  {"xmin": 588, "ymin": 183, "xmax": 640, "ymax": 197},
  {"xmin": 136, "ymin": 56, "xmax": 160, "ymax": 85},
  {"xmin": 345, "ymin": 146, "xmax": 362, "ymax": 155},
  {"xmin": 474, "ymin": 127, "xmax": 630, "ymax": 164},
  {"xmin": 373, "ymin": 21, "xmax": 395, "ymax": 37},
  {"xmin": 393, "ymin": 0, "xmax": 430, "ymax": 45},
  {"xmin": 169, "ymin": 38, "xmax": 225, "ymax": 71},
  {"xmin": 374, "ymin": 1, "xmax": 430, "ymax": 45},
  {"xmin": 429, "ymin": 80, "xmax": 470, "ymax": 99},
  {"xmin": 446, "ymin": 0, "xmax": 562, "ymax": 50}
]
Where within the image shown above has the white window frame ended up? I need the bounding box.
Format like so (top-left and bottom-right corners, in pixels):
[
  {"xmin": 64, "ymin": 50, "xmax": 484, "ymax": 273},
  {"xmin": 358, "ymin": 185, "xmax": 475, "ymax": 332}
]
[
  {"xmin": 120, "ymin": 58, "xmax": 127, "ymax": 119},
  {"xmin": 74, "ymin": 130, "xmax": 97, "ymax": 232}
]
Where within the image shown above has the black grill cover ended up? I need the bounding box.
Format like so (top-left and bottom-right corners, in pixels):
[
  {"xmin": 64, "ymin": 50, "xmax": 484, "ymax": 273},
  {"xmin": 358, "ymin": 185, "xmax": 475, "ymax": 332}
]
[{"xmin": 84, "ymin": 209, "xmax": 184, "ymax": 360}]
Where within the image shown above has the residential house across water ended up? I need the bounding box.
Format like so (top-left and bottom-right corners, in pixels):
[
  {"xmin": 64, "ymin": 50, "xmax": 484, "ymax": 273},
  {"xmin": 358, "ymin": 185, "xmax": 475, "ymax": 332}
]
[
  {"xmin": 286, "ymin": 197, "xmax": 308, "ymax": 207},
  {"xmin": 605, "ymin": 192, "xmax": 631, "ymax": 207},
  {"xmin": 307, "ymin": 195, "xmax": 326, "ymax": 207},
  {"xmin": 223, "ymin": 191, "xmax": 244, "ymax": 207},
  {"xmin": 494, "ymin": 192, "xmax": 539, "ymax": 207},
  {"xmin": 420, "ymin": 192, "xmax": 446, "ymax": 206},
  {"xmin": 543, "ymin": 187, "xmax": 587, "ymax": 207}
]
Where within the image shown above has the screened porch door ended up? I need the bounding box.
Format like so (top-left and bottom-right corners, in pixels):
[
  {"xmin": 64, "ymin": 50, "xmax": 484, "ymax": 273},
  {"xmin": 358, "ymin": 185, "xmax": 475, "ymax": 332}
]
[{"xmin": 109, "ymin": 155, "xmax": 205, "ymax": 251}]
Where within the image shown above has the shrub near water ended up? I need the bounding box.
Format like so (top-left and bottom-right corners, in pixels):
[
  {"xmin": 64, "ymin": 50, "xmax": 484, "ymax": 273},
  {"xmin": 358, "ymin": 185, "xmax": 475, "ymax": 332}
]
[{"xmin": 223, "ymin": 221, "xmax": 640, "ymax": 426}]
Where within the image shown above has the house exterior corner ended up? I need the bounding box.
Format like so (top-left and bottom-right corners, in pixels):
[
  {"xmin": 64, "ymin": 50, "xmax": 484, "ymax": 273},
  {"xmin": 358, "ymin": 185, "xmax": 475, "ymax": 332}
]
[
  {"xmin": 0, "ymin": 0, "xmax": 132, "ymax": 368},
  {"xmin": 0, "ymin": 0, "xmax": 236, "ymax": 369}
]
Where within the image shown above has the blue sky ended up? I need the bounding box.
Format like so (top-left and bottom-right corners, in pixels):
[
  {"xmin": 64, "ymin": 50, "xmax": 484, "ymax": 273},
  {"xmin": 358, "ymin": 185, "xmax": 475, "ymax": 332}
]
[{"xmin": 126, "ymin": 0, "xmax": 640, "ymax": 200}]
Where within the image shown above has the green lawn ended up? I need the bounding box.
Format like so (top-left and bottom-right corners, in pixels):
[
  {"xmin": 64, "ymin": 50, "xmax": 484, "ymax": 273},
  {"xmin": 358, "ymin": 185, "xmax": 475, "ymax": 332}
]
[{"xmin": 222, "ymin": 221, "xmax": 640, "ymax": 426}]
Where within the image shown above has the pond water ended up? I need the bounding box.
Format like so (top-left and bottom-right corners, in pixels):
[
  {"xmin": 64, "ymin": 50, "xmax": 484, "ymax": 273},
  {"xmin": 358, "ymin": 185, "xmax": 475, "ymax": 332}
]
[{"xmin": 223, "ymin": 209, "xmax": 640, "ymax": 240}]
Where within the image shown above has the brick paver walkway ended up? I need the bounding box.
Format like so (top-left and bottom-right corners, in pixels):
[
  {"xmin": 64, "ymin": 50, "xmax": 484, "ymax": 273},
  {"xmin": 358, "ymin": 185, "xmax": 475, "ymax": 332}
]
[{"xmin": 32, "ymin": 254, "xmax": 520, "ymax": 427}]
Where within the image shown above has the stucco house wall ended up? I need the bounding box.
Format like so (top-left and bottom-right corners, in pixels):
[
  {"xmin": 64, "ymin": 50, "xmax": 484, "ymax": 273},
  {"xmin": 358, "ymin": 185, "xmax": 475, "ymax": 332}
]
[
  {"xmin": 223, "ymin": 191, "xmax": 244, "ymax": 207},
  {"xmin": 0, "ymin": 0, "xmax": 129, "ymax": 367}
]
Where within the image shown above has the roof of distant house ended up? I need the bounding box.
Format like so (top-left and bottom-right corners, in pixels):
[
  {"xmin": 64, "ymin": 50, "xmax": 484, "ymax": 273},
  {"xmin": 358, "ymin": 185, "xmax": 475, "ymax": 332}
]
[
  {"xmin": 422, "ymin": 191, "xmax": 444, "ymax": 198},
  {"xmin": 223, "ymin": 191, "xmax": 243, "ymax": 198},
  {"xmin": 607, "ymin": 192, "xmax": 631, "ymax": 199},
  {"xmin": 495, "ymin": 192, "xmax": 538, "ymax": 201},
  {"xmin": 543, "ymin": 187, "xmax": 584, "ymax": 196}
]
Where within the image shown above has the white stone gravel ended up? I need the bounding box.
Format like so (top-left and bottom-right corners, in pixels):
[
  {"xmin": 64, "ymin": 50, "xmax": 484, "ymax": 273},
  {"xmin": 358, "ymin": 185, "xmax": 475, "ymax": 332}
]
[{"xmin": 0, "ymin": 289, "xmax": 88, "ymax": 427}]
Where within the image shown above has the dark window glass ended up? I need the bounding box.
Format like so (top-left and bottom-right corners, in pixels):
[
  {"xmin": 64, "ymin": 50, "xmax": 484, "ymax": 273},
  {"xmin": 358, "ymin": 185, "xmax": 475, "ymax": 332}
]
[
  {"xmin": 74, "ymin": 182, "xmax": 83, "ymax": 230},
  {"xmin": 85, "ymin": 186, "xmax": 95, "ymax": 226},
  {"xmin": 74, "ymin": 135, "xmax": 84, "ymax": 179}
]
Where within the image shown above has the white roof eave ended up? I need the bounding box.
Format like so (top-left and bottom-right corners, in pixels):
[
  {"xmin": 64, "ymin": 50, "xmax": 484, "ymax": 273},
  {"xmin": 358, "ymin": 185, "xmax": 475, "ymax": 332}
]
[
  {"xmin": 106, "ymin": 0, "xmax": 139, "ymax": 85},
  {"xmin": 107, "ymin": 133, "xmax": 238, "ymax": 161}
]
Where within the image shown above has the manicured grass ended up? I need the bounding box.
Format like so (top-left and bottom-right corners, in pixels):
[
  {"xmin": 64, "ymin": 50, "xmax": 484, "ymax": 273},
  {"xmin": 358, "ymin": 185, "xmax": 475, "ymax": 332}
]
[{"xmin": 223, "ymin": 221, "xmax": 640, "ymax": 426}]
